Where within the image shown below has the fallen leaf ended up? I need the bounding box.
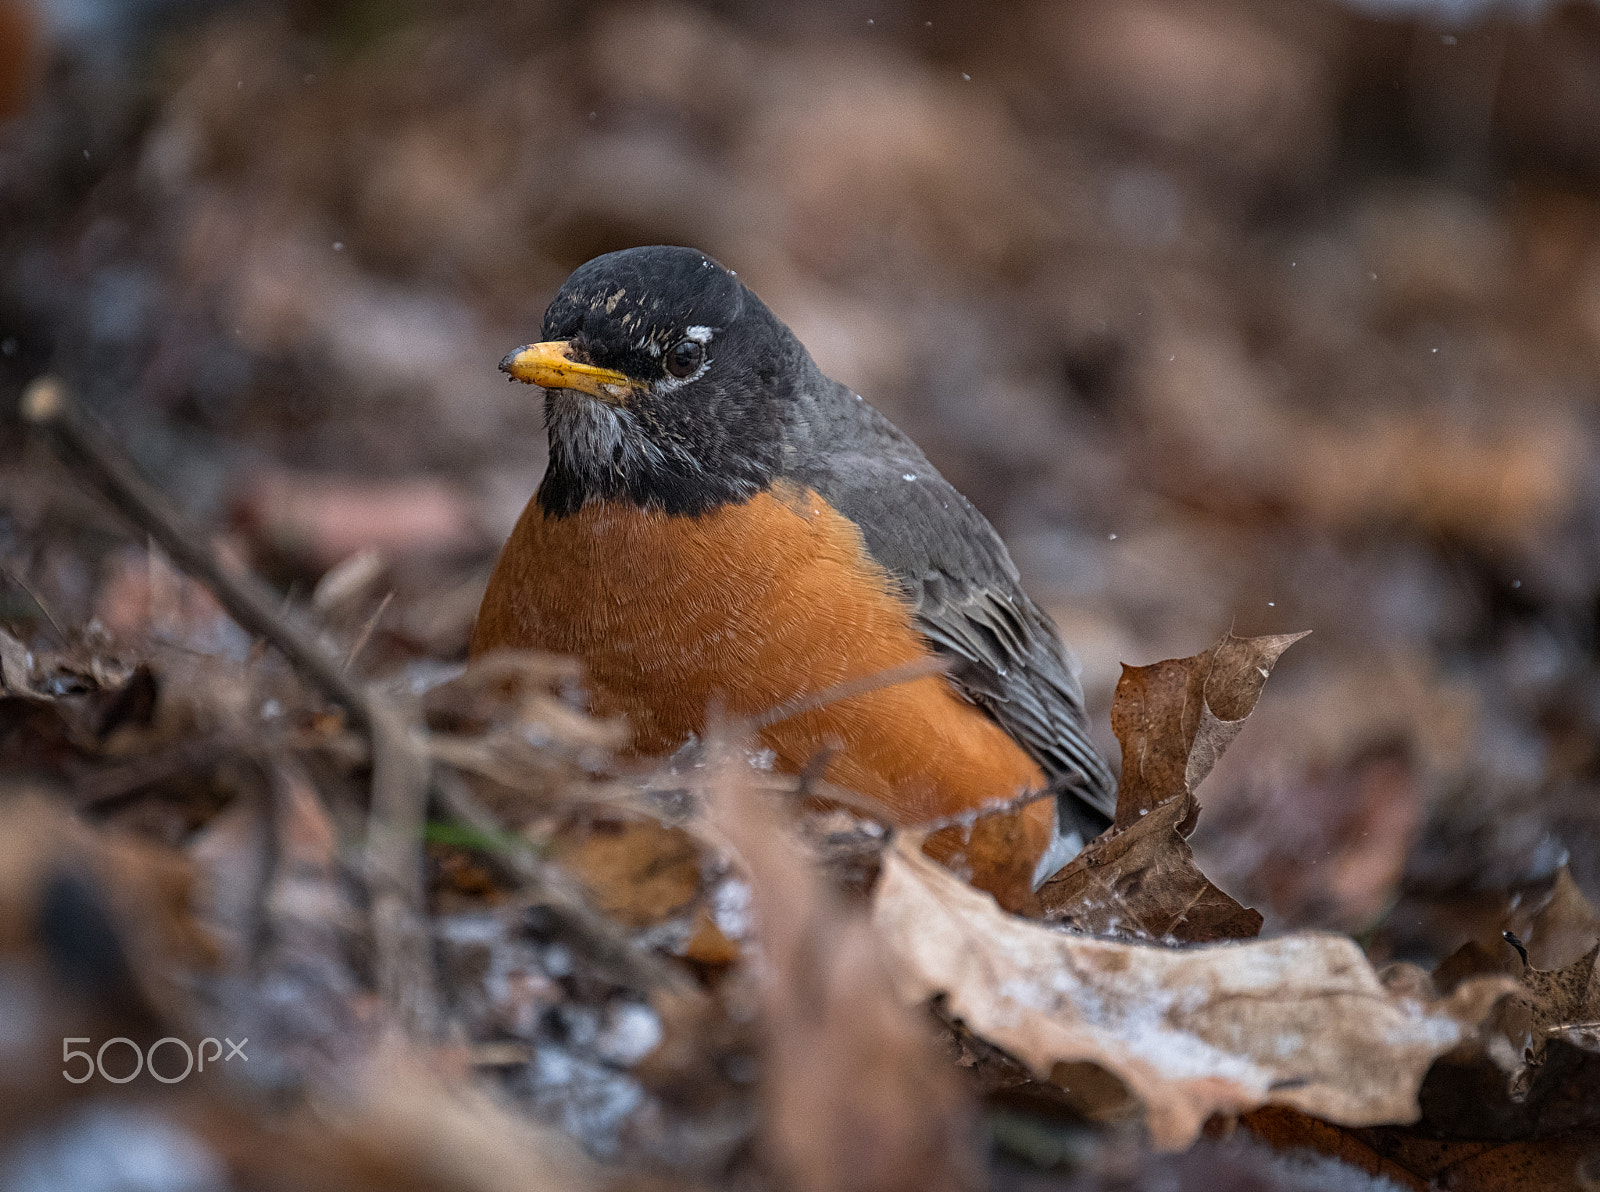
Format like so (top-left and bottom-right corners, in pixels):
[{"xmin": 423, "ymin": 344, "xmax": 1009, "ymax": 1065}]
[
  {"xmin": 1359, "ymin": 1124, "xmax": 1600, "ymax": 1192},
  {"xmin": 873, "ymin": 835, "xmax": 1512, "ymax": 1150},
  {"xmin": 233, "ymin": 471, "xmax": 484, "ymax": 569},
  {"xmin": 1037, "ymin": 793, "xmax": 1262, "ymax": 941},
  {"xmin": 0, "ymin": 626, "xmax": 139, "ymax": 707},
  {"xmin": 1037, "ymin": 632, "xmax": 1303, "ymax": 939},
  {"xmin": 1238, "ymin": 1106, "xmax": 1428, "ymax": 1191},
  {"xmin": 708, "ymin": 745, "xmax": 976, "ymax": 1192},
  {"xmin": 1515, "ymin": 944, "xmax": 1600, "ymax": 1070},
  {"xmin": 551, "ymin": 817, "xmax": 703, "ymax": 930},
  {"xmin": 1522, "ymin": 867, "xmax": 1600, "ymax": 972},
  {"xmin": 1431, "ymin": 1130, "xmax": 1600, "ymax": 1192},
  {"xmin": 93, "ymin": 546, "xmax": 244, "ymax": 657},
  {"xmin": 0, "ymin": 793, "xmax": 216, "ymax": 1023},
  {"xmin": 1424, "ymin": 929, "xmax": 1600, "ymax": 1137},
  {"xmin": 1112, "ymin": 630, "xmax": 1310, "ymax": 826},
  {"xmin": 0, "ymin": 627, "xmax": 32, "ymax": 694}
]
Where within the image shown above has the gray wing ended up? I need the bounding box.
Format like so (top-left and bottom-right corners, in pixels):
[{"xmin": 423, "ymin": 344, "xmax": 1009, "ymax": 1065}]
[{"xmin": 791, "ymin": 393, "xmax": 1117, "ymax": 837}]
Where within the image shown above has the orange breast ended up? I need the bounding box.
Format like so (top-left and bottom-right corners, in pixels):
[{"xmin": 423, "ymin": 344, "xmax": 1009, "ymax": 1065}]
[{"xmin": 471, "ymin": 482, "xmax": 1052, "ymax": 910}]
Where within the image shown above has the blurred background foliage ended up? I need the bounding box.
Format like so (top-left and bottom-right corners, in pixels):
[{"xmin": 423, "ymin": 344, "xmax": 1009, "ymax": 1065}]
[{"xmin": 6, "ymin": 0, "xmax": 1600, "ymax": 970}]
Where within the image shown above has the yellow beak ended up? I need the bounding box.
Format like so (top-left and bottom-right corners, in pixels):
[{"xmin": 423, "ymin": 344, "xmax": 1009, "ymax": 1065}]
[{"xmin": 499, "ymin": 341, "xmax": 638, "ymax": 404}]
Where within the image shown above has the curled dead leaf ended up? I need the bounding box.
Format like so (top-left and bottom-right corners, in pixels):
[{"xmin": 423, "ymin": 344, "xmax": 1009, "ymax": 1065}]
[
  {"xmin": 874, "ymin": 835, "xmax": 1512, "ymax": 1150},
  {"xmin": 1112, "ymin": 630, "xmax": 1310, "ymax": 826},
  {"xmin": 1426, "ymin": 896, "xmax": 1600, "ymax": 1139},
  {"xmin": 1357, "ymin": 1122, "xmax": 1600, "ymax": 1192},
  {"xmin": 1521, "ymin": 867, "xmax": 1600, "ymax": 972},
  {"xmin": 1239, "ymin": 1106, "xmax": 1429, "ymax": 1191},
  {"xmin": 1037, "ymin": 631, "xmax": 1303, "ymax": 940},
  {"xmin": 707, "ymin": 745, "xmax": 976, "ymax": 1192},
  {"xmin": 1037, "ymin": 794, "xmax": 1262, "ymax": 942}
]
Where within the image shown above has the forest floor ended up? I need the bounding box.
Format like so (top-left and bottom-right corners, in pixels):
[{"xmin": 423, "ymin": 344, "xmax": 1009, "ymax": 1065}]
[{"xmin": 4, "ymin": 1, "xmax": 1600, "ymax": 1188}]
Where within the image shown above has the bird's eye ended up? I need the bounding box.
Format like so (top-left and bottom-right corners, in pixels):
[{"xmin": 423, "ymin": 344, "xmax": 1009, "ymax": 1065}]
[{"xmin": 665, "ymin": 339, "xmax": 703, "ymax": 379}]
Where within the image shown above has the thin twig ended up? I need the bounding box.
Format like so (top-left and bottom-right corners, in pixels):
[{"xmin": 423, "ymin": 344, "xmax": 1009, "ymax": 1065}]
[
  {"xmin": 344, "ymin": 590, "xmax": 393, "ymax": 673},
  {"xmin": 432, "ymin": 769, "xmax": 693, "ymax": 995},
  {"xmin": 743, "ymin": 655, "xmax": 947, "ymax": 732},
  {"xmin": 21, "ymin": 376, "xmax": 373, "ymax": 729},
  {"xmin": 794, "ymin": 745, "xmax": 838, "ymax": 800},
  {"xmin": 0, "ymin": 562, "xmax": 69, "ymax": 641},
  {"xmin": 914, "ymin": 784, "xmax": 1056, "ymax": 836},
  {"xmin": 248, "ymin": 761, "xmax": 285, "ymax": 979},
  {"xmin": 365, "ymin": 691, "xmax": 439, "ymax": 1034}
]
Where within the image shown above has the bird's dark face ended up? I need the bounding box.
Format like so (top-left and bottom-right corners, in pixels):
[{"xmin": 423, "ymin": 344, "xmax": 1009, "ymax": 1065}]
[{"xmin": 503, "ymin": 246, "xmax": 805, "ymax": 517}]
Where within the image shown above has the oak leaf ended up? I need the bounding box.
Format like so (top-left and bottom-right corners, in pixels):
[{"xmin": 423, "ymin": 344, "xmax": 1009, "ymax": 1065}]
[
  {"xmin": 873, "ymin": 834, "xmax": 1511, "ymax": 1149},
  {"xmin": 1037, "ymin": 632, "xmax": 1305, "ymax": 940}
]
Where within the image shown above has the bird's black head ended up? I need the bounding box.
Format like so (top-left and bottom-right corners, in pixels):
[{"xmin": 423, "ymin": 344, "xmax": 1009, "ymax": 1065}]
[{"xmin": 503, "ymin": 246, "xmax": 807, "ymax": 517}]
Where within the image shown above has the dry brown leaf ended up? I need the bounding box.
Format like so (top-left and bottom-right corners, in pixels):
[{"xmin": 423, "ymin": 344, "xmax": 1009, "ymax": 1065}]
[
  {"xmin": 1430, "ymin": 1131, "xmax": 1600, "ymax": 1192},
  {"xmin": 0, "ymin": 791, "xmax": 216, "ymax": 1031},
  {"xmin": 1428, "ymin": 922, "xmax": 1600, "ymax": 1136},
  {"xmin": 0, "ymin": 626, "xmax": 140, "ymax": 707},
  {"xmin": 1238, "ymin": 1106, "xmax": 1428, "ymax": 1191},
  {"xmin": 1523, "ymin": 867, "xmax": 1600, "ymax": 972},
  {"xmin": 232, "ymin": 471, "xmax": 483, "ymax": 568},
  {"xmin": 1359, "ymin": 1124, "xmax": 1600, "ymax": 1192},
  {"xmin": 1112, "ymin": 630, "xmax": 1310, "ymax": 825},
  {"xmin": 551, "ymin": 818, "xmax": 704, "ymax": 930},
  {"xmin": 1038, "ymin": 794, "xmax": 1262, "ymax": 941},
  {"xmin": 1352, "ymin": 1130, "xmax": 1496, "ymax": 1184},
  {"xmin": 1037, "ymin": 632, "xmax": 1303, "ymax": 939},
  {"xmin": 707, "ymin": 745, "xmax": 976, "ymax": 1192},
  {"xmin": 1503, "ymin": 943, "xmax": 1600, "ymax": 1096},
  {"xmin": 1293, "ymin": 414, "xmax": 1580, "ymax": 551},
  {"xmin": 873, "ymin": 835, "xmax": 1512, "ymax": 1150},
  {"xmin": 0, "ymin": 626, "xmax": 32, "ymax": 694}
]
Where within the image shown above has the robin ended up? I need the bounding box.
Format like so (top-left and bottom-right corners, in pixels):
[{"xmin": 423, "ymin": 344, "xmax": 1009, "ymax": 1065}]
[{"xmin": 472, "ymin": 246, "xmax": 1115, "ymax": 912}]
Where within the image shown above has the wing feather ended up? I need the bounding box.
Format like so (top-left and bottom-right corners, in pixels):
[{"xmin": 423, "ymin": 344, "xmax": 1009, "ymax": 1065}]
[{"xmin": 793, "ymin": 395, "xmax": 1117, "ymax": 838}]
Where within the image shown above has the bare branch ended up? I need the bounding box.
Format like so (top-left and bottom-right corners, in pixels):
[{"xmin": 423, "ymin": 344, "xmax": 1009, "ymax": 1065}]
[{"xmin": 21, "ymin": 376, "xmax": 373, "ymax": 729}]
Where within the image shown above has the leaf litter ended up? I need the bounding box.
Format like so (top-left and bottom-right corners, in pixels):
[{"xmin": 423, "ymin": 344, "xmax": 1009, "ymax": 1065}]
[
  {"xmin": 9, "ymin": 2, "xmax": 1600, "ymax": 1186},
  {"xmin": 1, "ymin": 401, "xmax": 1591, "ymax": 1187},
  {"xmin": 870, "ymin": 632, "xmax": 1512, "ymax": 1151},
  {"xmin": 5, "ymin": 449, "xmax": 1561, "ymax": 1190}
]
